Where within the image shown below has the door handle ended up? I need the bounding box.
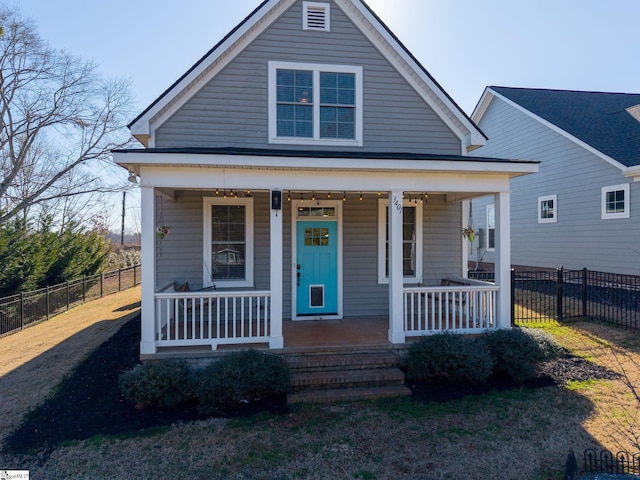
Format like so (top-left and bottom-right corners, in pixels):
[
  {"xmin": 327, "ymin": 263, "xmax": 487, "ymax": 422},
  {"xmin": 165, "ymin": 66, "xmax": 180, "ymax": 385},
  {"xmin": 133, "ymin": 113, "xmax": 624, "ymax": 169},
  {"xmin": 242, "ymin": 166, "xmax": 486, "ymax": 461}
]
[{"xmin": 297, "ymin": 271, "xmax": 301, "ymax": 287}]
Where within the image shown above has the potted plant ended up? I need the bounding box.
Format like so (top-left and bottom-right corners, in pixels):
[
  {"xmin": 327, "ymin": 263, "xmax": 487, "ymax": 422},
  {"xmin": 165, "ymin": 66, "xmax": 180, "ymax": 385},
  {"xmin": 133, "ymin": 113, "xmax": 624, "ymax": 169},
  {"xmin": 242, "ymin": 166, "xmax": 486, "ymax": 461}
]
[{"xmin": 462, "ymin": 226, "xmax": 476, "ymax": 243}]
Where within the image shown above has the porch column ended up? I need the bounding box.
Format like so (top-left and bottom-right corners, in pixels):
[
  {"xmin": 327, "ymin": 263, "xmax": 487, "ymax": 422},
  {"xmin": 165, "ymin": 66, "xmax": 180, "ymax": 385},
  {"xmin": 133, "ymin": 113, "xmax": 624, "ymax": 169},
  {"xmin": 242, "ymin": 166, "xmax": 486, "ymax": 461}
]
[
  {"xmin": 494, "ymin": 191, "xmax": 511, "ymax": 329},
  {"xmin": 140, "ymin": 185, "xmax": 157, "ymax": 354},
  {"xmin": 269, "ymin": 196, "xmax": 284, "ymax": 349},
  {"xmin": 388, "ymin": 191, "xmax": 405, "ymax": 343}
]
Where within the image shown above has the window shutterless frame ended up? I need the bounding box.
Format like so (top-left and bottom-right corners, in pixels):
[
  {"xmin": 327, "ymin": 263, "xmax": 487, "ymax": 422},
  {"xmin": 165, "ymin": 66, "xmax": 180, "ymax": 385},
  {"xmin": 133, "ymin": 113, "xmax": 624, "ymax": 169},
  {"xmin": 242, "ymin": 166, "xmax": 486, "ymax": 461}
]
[
  {"xmin": 538, "ymin": 194, "xmax": 557, "ymax": 223},
  {"xmin": 203, "ymin": 197, "xmax": 254, "ymax": 288},
  {"xmin": 268, "ymin": 61, "xmax": 363, "ymax": 146},
  {"xmin": 601, "ymin": 184, "xmax": 630, "ymax": 220}
]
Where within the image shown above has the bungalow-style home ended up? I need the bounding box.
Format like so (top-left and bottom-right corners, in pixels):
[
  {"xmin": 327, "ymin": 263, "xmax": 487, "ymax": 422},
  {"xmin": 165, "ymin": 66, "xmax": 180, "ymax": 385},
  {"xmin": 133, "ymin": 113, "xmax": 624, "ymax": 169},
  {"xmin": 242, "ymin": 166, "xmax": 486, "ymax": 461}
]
[
  {"xmin": 469, "ymin": 87, "xmax": 640, "ymax": 276},
  {"xmin": 113, "ymin": 0, "xmax": 537, "ymax": 358}
]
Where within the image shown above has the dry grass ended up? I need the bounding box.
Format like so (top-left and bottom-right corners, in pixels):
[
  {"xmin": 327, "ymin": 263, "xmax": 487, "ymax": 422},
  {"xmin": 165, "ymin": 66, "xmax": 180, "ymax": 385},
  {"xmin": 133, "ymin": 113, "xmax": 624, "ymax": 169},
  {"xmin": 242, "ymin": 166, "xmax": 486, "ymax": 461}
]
[
  {"xmin": 1, "ymin": 300, "xmax": 640, "ymax": 479},
  {"xmin": 0, "ymin": 287, "xmax": 141, "ymax": 445}
]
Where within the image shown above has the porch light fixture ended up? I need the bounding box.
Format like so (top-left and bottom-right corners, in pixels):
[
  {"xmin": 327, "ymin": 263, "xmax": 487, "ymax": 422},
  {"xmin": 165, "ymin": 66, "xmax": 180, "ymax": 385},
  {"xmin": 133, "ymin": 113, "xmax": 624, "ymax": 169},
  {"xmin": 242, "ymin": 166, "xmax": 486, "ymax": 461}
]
[{"xmin": 127, "ymin": 170, "xmax": 137, "ymax": 184}]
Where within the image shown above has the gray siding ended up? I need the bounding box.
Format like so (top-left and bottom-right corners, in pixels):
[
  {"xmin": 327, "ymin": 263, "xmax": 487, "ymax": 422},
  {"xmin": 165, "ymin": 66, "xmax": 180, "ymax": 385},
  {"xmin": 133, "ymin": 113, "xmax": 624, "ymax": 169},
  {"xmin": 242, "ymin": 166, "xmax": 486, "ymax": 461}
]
[
  {"xmin": 472, "ymin": 98, "xmax": 640, "ymax": 276},
  {"xmin": 155, "ymin": 0, "xmax": 460, "ymax": 155},
  {"xmin": 155, "ymin": 190, "xmax": 463, "ymax": 318}
]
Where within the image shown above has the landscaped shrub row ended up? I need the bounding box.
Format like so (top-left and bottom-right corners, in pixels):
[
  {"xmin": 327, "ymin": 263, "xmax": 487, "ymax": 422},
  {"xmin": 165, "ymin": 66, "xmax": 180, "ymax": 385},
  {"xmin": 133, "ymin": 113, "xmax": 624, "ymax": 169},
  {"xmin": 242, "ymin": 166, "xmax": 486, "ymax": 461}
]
[
  {"xmin": 119, "ymin": 350, "xmax": 291, "ymax": 415},
  {"xmin": 403, "ymin": 327, "xmax": 564, "ymax": 384}
]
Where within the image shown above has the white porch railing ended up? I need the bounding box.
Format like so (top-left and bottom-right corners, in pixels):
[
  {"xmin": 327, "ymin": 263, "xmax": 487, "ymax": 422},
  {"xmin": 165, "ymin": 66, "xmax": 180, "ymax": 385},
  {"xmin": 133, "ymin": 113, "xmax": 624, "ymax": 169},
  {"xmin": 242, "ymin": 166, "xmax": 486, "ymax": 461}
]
[
  {"xmin": 403, "ymin": 285, "xmax": 499, "ymax": 336},
  {"xmin": 154, "ymin": 291, "xmax": 271, "ymax": 350}
]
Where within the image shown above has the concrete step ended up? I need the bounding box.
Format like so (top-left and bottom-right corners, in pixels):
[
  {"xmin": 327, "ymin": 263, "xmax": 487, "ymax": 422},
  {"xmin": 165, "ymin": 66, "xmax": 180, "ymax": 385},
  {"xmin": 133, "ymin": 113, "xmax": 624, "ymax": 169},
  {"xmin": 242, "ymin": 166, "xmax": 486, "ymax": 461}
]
[
  {"xmin": 288, "ymin": 384, "xmax": 412, "ymax": 404},
  {"xmin": 291, "ymin": 367, "xmax": 405, "ymax": 390}
]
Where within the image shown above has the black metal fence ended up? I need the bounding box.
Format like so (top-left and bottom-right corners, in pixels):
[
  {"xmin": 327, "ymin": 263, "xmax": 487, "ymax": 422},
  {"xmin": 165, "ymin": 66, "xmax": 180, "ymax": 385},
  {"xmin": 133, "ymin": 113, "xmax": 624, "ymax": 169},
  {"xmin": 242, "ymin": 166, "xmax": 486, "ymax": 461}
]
[
  {"xmin": 582, "ymin": 449, "xmax": 639, "ymax": 476},
  {"xmin": 0, "ymin": 265, "xmax": 141, "ymax": 338},
  {"xmin": 469, "ymin": 267, "xmax": 640, "ymax": 329}
]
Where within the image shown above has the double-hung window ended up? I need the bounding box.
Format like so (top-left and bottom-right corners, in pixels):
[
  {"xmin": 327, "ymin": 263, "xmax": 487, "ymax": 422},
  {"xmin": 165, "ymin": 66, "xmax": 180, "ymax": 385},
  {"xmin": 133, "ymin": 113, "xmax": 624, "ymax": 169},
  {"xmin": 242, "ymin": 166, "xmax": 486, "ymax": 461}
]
[
  {"xmin": 203, "ymin": 197, "xmax": 254, "ymax": 288},
  {"xmin": 269, "ymin": 61, "xmax": 363, "ymax": 146},
  {"xmin": 601, "ymin": 184, "xmax": 630, "ymax": 219},
  {"xmin": 377, "ymin": 199, "xmax": 423, "ymax": 284},
  {"xmin": 486, "ymin": 204, "xmax": 495, "ymax": 251}
]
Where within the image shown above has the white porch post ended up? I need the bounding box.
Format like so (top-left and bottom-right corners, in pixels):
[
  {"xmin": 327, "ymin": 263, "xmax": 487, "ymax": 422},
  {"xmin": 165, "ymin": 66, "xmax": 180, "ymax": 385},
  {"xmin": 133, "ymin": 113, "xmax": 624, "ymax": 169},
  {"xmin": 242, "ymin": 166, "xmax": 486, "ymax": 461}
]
[
  {"xmin": 140, "ymin": 185, "xmax": 157, "ymax": 354},
  {"xmin": 388, "ymin": 191, "xmax": 405, "ymax": 343},
  {"xmin": 269, "ymin": 195, "xmax": 284, "ymax": 349},
  {"xmin": 494, "ymin": 191, "xmax": 511, "ymax": 329}
]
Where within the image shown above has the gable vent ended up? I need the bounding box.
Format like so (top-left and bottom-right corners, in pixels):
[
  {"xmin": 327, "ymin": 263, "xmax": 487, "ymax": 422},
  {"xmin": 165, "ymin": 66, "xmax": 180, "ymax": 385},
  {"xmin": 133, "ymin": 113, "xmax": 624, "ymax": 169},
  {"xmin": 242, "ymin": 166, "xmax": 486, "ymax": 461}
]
[{"xmin": 303, "ymin": 2, "xmax": 330, "ymax": 32}]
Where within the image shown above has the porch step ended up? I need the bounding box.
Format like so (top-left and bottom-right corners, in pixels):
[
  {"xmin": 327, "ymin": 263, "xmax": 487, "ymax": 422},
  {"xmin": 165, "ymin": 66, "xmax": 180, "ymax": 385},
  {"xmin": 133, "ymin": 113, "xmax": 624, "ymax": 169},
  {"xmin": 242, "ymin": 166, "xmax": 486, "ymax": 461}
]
[
  {"xmin": 288, "ymin": 385, "xmax": 411, "ymax": 404},
  {"xmin": 283, "ymin": 350, "xmax": 411, "ymax": 404}
]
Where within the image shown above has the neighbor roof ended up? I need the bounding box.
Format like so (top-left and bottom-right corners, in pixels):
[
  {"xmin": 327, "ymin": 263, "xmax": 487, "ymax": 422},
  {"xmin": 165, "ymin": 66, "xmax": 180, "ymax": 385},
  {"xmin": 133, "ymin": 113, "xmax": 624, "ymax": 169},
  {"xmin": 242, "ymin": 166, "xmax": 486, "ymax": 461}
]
[{"xmin": 487, "ymin": 87, "xmax": 640, "ymax": 168}]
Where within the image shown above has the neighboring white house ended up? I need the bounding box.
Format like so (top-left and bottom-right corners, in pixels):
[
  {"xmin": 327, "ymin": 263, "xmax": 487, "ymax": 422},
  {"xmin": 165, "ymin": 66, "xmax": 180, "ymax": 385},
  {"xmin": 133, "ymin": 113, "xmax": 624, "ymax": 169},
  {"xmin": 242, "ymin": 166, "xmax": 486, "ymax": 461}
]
[
  {"xmin": 470, "ymin": 87, "xmax": 640, "ymax": 276},
  {"xmin": 113, "ymin": 1, "xmax": 537, "ymax": 358}
]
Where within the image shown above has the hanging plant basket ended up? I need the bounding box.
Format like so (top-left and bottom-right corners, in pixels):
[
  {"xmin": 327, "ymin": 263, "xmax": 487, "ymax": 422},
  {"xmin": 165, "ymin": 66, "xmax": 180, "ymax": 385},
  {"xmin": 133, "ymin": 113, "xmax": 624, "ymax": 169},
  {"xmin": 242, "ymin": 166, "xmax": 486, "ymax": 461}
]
[
  {"xmin": 156, "ymin": 225, "xmax": 171, "ymax": 239},
  {"xmin": 462, "ymin": 227, "xmax": 476, "ymax": 243}
]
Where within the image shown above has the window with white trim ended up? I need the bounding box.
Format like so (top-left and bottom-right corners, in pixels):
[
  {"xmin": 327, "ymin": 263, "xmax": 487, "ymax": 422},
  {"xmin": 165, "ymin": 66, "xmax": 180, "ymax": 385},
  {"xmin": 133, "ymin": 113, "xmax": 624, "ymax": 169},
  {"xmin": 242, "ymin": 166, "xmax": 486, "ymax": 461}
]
[
  {"xmin": 601, "ymin": 184, "xmax": 630, "ymax": 219},
  {"xmin": 486, "ymin": 204, "xmax": 495, "ymax": 251},
  {"xmin": 268, "ymin": 61, "xmax": 363, "ymax": 146},
  {"xmin": 377, "ymin": 199, "xmax": 423, "ymax": 284},
  {"xmin": 303, "ymin": 2, "xmax": 330, "ymax": 31},
  {"xmin": 203, "ymin": 197, "xmax": 254, "ymax": 288},
  {"xmin": 538, "ymin": 194, "xmax": 557, "ymax": 223}
]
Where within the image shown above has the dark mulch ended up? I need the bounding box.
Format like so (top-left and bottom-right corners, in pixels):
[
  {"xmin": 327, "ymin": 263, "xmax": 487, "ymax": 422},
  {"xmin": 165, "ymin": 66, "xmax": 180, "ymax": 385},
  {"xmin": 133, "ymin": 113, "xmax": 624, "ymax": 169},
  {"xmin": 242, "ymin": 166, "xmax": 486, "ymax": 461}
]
[
  {"xmin": 3, "ymin": 316, "xmax": 285, "ymax": 454},
  {"xmin": 407, "ymin": 353, "xmax": 621, "ymax": 403},
  {"xmin": 3, "ymin": 316, "xmax": 622, "ymax": 454}
]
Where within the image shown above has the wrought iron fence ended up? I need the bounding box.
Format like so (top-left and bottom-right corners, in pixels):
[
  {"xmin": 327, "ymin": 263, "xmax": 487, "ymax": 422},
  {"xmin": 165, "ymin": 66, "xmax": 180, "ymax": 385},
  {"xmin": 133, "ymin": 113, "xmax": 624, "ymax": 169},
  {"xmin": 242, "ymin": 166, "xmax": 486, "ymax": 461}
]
[
  {"xmin": 582, "ymin": 449, "xmax": 640, "ymax": 475},
  {"xmin": 468, "ymin": 267, "xmax": 640, "ymax": 328},
  {"xmin": 0, "ymin": 265, "xmax": 141, "ymax": 338}
]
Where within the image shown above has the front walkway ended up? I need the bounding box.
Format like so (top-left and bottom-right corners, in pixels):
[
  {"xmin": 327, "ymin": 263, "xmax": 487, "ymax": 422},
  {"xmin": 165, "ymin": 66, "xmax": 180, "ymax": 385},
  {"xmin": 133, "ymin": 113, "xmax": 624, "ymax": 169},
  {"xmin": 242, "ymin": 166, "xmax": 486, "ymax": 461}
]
[{"xmin": 0, "ymin": 287, "xmax": 141, "ymax": 443}]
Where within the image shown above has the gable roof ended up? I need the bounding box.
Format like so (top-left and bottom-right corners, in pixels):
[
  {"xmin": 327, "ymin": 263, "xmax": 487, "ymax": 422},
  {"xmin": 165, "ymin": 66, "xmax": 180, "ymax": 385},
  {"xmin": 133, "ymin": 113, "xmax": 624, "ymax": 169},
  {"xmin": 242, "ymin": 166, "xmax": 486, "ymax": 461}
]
[
  {"xmin": 474, "ymin": 86, "xmax": 640, "ymax": 169},
  {"xmin": 128, "ymin": 0, "xmax": 486, "ymax": 151}
]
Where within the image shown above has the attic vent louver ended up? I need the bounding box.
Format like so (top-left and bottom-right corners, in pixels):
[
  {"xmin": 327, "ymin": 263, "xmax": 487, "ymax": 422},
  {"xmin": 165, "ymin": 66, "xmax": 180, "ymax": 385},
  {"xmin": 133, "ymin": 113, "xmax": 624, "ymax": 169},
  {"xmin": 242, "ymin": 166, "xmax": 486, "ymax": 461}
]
[{"xmin": 303, "ymin": 2, "xmax": 330, "ymax": 32}]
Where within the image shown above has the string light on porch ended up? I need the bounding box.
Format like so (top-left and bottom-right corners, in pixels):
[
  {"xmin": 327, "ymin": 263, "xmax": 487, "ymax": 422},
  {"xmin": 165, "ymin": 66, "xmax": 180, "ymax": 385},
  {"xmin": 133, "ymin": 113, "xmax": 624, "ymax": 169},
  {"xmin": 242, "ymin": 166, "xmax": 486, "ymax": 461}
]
[
  {"xmin": 223, "ymin": 190, "xmax": 227, "ymax": 199},
  {"xmin": 300, "ymin": 192, "xmax": 304, "ymax": 203},
  {"xmin": 327, "ymin": 192, "xmax": 332, "ymax": 199},
  {"xmin": 359, "ymin": 192, "xmax": 363, "ymax": 201},
  {"xmin": 424, "ymin": 192, "xmax": 429, "ymax": 204},
  {"xmin": 215, "ymin": 188, "xmax": 219, "ymax": 195},
  {"xmin": 342, "ymin": 192, "xmax": 347, "ymax": 202},
  {"xmin": 311, "ymin": 191, "xmax": 316, "ymax": 201},
  {"xmin": 287, "ymin": 192, "xmax": 291, "ymax": 202}
]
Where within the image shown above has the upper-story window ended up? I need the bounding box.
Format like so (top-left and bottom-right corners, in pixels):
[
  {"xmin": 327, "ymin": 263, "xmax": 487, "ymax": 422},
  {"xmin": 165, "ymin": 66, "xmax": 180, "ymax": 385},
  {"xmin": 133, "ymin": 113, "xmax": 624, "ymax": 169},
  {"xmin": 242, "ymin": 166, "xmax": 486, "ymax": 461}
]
[
  {"xmin": 268, "ymin": 61, "xmax": 363, "ymax": 146},
  {"xmin": 601, "ymin": 184, "xmax": 630, "ymax": 220}
]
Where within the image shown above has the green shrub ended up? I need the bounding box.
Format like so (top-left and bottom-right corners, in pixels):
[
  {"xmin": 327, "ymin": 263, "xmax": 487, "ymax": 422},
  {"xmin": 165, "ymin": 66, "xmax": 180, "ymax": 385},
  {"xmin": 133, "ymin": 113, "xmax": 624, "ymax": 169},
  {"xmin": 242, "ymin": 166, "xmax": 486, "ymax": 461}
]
[
  {"xmin": 403, "ymin": 333, "xmax": 493, "ymax": 384},
  {"xmin": 119, "ymin": 360, "xmax": 194, "ymax": 410},
  {"xmin": 196, "ymin": 350, "xmax": 291, "ymax": 416},
  {"xmin": 482, "ymin": 328, "xmax": 563, "ymax": 383}
]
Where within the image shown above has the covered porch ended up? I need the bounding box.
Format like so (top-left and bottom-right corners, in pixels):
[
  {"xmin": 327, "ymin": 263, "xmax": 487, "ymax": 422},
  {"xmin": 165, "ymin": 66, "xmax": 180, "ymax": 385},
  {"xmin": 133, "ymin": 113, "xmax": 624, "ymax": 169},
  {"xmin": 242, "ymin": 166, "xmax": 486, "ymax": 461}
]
[{"xmin": 114, "ymin": 149, "xmax": 537, "ymax": 357}]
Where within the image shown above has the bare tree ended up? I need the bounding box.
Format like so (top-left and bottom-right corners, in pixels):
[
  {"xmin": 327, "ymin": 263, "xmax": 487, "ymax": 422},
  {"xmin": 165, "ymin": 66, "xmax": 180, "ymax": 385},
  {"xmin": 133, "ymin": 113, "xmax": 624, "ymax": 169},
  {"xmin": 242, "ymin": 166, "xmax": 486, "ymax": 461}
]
[{"xmin": 0, "ymin": 5, "xmax": 134, "ymax": 225}]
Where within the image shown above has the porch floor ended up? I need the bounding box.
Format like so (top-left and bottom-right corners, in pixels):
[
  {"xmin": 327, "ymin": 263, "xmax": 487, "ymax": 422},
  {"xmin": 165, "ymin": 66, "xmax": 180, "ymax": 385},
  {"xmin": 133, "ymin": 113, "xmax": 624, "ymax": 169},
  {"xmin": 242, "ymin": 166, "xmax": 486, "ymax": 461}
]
[{"xmin": 150, "ymin": 316, "xmax": 411, "ymax": 360}]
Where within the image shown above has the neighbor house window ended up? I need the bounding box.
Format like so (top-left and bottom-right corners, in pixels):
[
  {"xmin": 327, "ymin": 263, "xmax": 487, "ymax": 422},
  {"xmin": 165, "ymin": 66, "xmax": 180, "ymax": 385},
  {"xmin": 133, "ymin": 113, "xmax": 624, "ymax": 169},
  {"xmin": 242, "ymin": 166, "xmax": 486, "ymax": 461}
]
[
  {"xmin": 203, "ymin": 197, "xmax": 254, "ymax": 288},
  {"xmin": 377, "ymin": 199, "xmax": 423, "ymax": 284},
  {"xmin": 486, "ymin": 204, "xmax": 495, "ymax": 251},
  {"xmin": 538, "ymin": 194, "xmax": 557, "ymax": 223},
  {"xmin": 269, "ymin": 61, "xmax": 363, "ymax": 146},
  {"xmin": 601, "ymin": 184, "xmax": 630, "ymax": 219}
]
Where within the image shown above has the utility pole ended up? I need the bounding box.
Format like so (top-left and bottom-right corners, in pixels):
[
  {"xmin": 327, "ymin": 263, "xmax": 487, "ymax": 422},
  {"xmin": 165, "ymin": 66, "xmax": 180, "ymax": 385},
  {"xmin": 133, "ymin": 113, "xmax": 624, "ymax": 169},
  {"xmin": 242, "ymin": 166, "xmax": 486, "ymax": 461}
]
[{"xmin": 121, "ymin": 191, "xmax": 126, "ymax": 245}]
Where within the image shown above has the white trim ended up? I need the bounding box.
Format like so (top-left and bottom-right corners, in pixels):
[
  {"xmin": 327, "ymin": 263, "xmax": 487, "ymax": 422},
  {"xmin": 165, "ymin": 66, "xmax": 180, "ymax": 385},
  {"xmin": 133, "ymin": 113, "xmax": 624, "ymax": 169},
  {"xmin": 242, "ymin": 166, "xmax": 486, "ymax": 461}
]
[
  {"xmin": 377, "ymin": 198, "xmax": 423, "ymax": 285},
  {"xmin": 303, "ymin": 2, "xmax": 330, "ymax": 32},
  {"xmin": 130, "ymin": 0, "xmax": 485, "ymax": 151},
  {"xmin": 291, "ymin": 199, "xmax": 343, "ymax": 320},
  {"xmin": 203, "ymin": 196, "xmax": 254, "ymax": 288},
  {"xmin": 538, "ymin": 194, "xmax": 558, "ymax": 223},
  {"xmin": 268, "ymin": 61, "xmax": 363, "ymax": 146},
  {"xmin": 476, "ymin": 88, "xmax": 631, "ymax": 174},
  {"xmin": 601, "ymin": 183, "xmax": 630, "ymax": 220}
]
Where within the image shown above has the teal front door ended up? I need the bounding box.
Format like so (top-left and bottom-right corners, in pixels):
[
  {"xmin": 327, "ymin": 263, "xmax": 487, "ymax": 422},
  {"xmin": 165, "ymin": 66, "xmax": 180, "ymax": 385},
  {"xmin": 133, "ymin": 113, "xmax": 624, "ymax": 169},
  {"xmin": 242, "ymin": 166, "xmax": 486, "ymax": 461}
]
[{"xmin": 296, "ymin": 221, "xmax": 338, "ymax": 316}]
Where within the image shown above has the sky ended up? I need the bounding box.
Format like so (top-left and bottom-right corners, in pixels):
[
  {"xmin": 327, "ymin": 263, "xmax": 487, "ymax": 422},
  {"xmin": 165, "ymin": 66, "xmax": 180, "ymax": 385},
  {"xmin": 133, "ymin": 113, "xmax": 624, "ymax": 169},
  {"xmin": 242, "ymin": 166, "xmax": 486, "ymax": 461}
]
[{"xmin": 12, "ymin": 0, "xmax": 640, "ymax": 230}]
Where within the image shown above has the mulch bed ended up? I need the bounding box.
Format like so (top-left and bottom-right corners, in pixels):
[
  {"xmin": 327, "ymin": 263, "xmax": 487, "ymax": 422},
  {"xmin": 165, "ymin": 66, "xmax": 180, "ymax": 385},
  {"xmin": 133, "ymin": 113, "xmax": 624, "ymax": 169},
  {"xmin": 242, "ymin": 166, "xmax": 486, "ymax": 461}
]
[{"xmin": 2, "ymin": 317, "xmax": 622, "ymax": 454}]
